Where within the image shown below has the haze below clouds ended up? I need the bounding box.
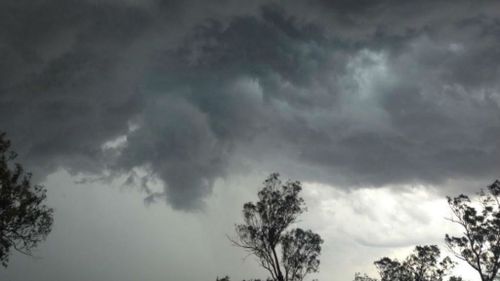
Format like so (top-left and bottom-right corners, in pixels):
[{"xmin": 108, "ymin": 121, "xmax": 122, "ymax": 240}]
[{"xmin": 0, "ymin": 0, "xmax": 499, "ymax": 280}]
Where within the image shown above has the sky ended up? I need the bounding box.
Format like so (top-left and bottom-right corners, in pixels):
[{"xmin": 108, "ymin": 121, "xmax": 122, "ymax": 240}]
[{"xmin": 0, "ymin": 0, "xmax": 499, "ymax": 280}]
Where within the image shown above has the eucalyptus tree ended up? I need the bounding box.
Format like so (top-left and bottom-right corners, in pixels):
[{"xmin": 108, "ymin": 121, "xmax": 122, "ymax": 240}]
[
  {"xmin": 445, "ymin": 180, "xmax": 500, "ymax": 281},
  {"xmin": 232, "ymin": 173, "xmax": 323, "ymax": 281},
  {"xmin": 0, "ymin": 132, "xmax": 53, "ymax": 267},
  {"xmin": 369, "ymin": 245, "xmax": 455, "ymax": 281}
]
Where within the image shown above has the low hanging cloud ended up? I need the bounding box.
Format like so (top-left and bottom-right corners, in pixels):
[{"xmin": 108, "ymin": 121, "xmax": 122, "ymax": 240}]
[{"xmin": 1, "ymin": 0, "xmax": 499, "ymax": 209}]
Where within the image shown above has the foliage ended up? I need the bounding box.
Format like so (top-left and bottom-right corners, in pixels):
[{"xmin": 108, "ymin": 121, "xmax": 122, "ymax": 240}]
[
  {"xmin": 0, "ymin": 132, "xmax": 53, "ymax": 267},
  {"xmin": 216, "ymin": 277, "xmax": 273, "ymax": 281},
  {"xmin": 281, "ymin": 228, "xmax": 322, "ymax": 281},
  {"xmin": 445, "ymin": 180, "xmax": 500, "ymax": 281},
  {"xmin": 353, "ymin": 272, "xmax": 378, "ymax": 281},
  {"xmin": 374, "ymin": 245, "xmax": 455, "ymax": 281},
  {"xmin": 232, "ymin": 173, "xmax": 323, "ymax": 281}
]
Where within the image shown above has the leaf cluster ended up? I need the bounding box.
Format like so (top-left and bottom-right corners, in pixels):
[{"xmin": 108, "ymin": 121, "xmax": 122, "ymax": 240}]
[
  {"xmin": 233, "ymin": 173, "xmax": 323, "ymax": 281},
  {"xmin": 0, "ymin": 132, "xmax": 53, "ymax": 267},
  {"xmin": 374, "ymin": 245, "xmax": 455, "ymax": 281},
  {"xmin": 445, "ymin": 181, "xmax": 500, "ymax": 281}
]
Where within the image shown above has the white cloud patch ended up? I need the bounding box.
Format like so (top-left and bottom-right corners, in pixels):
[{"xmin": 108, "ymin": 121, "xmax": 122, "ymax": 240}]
[{"xmin": 297, "ymin": 182, "xmax": 475, "ymax": 281}]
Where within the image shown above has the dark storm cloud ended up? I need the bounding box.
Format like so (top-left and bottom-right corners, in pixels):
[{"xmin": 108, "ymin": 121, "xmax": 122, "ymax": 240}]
[{"xmin": 1, "ymin": 0, "xmax": 499, "ymax": 209}]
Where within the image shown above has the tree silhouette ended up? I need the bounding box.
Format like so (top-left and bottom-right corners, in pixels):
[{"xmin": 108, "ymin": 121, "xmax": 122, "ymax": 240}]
[
  {"xmin": 445, "ymin": 180, "xmax": 500, "ymax": 281},
  {"xmin": 353, "ymin": 272, "xmax": 378, "ymax": 281},
  {"xmin": 215, "ymin": 277, "xmax": 272, "ymax": 281},
  {"xmin": 231, "ymin": 173, "xmax": 323, "ymax": 281},
  {"xmin": 0, "ymin": 132, "xmax": 53, "ymax": 267},
  {"xmin": 357, "ymin": 245, "xmax": 456, "ymax": 281}
]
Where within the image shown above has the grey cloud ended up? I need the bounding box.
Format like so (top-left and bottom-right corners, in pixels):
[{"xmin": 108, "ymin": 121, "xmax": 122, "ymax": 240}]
[
  {"xmin": 1, "ymin": 0, "xmax": 499, "ymax": 209},
  {"xmin": 117, "ymin": 96, "xmax": 229, "ymax": 209}
]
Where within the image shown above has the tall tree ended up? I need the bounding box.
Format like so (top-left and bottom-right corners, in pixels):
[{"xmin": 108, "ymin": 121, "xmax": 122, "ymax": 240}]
[
  {"xmin": 232, "ymin": 173, "xmax": 323, "ymax": 281},
  {"xmin": 445, "ymin": 180, "xmax": 500, "ymax": 281},
  {"xmin": 0, "ymin": 132, "xmax": 53, "ymax": 267},
  {"xmin": 373, "ymin": 245, "xmax": 455, "ymax": 281}
]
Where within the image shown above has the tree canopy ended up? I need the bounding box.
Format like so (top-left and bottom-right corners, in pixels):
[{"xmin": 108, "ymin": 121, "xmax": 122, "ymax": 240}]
[
  {"xmin": 374, "ymin": 245, "xmax": 455, "ymax": 281},
  {"xmin": 0, "ymin": 132, "xmax": 53, "ymax": 267},
  {"xmin": 445, "ymin": 180, "xmax": 500, "ymax": 281},
  {"xmin": 232, "ymin": 173, "xmax": 323, "ymax": 281}
]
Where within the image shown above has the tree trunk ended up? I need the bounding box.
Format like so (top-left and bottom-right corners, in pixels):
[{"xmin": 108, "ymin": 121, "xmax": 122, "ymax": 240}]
[{"xmin": 271, "ymin": 247, "xmax": 285, "ymax": 281}]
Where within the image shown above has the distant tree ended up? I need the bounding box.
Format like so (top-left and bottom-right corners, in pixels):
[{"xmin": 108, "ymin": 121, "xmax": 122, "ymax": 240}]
[
  {"xmin": 447, "ymin": 277, "xmax": 464, "ymax": 281},
  {"xmin": 375, "ymin": 256, "xmax": 410, "ymax": 281},
  {"xmin": 215, "ymin": 277, "xmax": 273, "ymax": 281},
  {"xmin": 373, "ymin": 245, "xmax": 455, "ymax": 281},
  {"xmin": 231, "ymin": 173, "xmax": 323, "ymax": 281},
  {"xmin": 0, "ymin": 132, "xmax": 53, "ymax": 267},
  {"xmin": 445, "ymin": 180, "xmax": 500, "ymax": 281},
  {"xmin": 353, "ymin": 272, "xmax": 378, "ymax": 281}
]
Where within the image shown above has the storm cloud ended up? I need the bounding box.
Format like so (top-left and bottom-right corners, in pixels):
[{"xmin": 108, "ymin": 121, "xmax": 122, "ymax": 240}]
[{"xmin": 1, "ymin": 0, "xmax": 499, "ymax": 209}]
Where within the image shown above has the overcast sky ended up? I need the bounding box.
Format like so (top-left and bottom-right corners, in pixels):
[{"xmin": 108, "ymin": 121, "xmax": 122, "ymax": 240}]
[{"xmin": 0, "ymin": 0, "xmax": 499, "ymax": 280}]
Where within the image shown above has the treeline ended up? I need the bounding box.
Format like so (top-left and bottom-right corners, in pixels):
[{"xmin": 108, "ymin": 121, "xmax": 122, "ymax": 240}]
[{"xmin": 220, "ymin": 173, "xmax": 500, "ymax": 281}]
